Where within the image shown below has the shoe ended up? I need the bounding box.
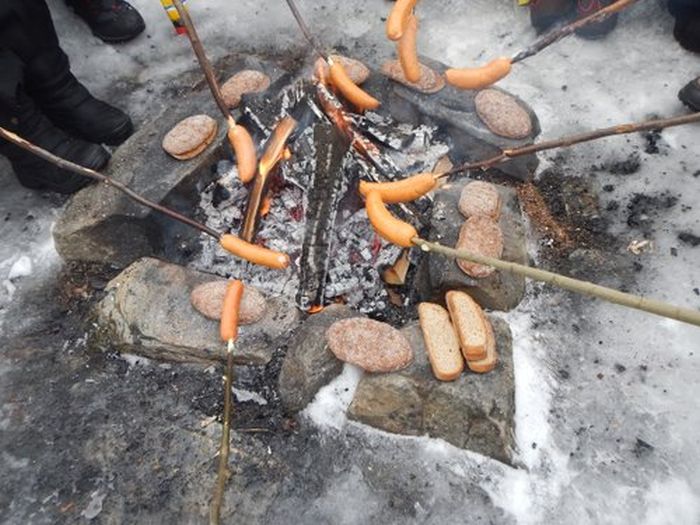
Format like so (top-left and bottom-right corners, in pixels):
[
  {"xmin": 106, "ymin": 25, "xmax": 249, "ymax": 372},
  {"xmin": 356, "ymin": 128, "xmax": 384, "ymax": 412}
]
[
  {"xmin": 529, "ymin": 0, "xmax": 576, "ymax": 33},
  {"xmin": 1, "ymin": 90, "xmax": 110, "ymax": 194},
  {"xmin": 679, "ymin": 77, "xmax": 700, "ymax": 112},
  {"xmin": 65, "ymin": 0, "xmax": 146, "ymax": 43},
  {"xmin": 574, "ymin": 0, "xmax": 619, "ymax": 39},
  {"xmin": 671, "ymin": 12, "xmax": 700, "ymax": 53},
  {"xmin": 25, "ymin": 49, "xmax": 133, "ymax": 146}
]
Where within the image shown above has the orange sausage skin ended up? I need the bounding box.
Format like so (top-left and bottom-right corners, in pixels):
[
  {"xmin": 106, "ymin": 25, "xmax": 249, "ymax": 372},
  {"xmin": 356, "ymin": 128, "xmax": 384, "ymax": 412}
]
[
  {"xmin": 365, "ymin": 191, "xmax": 418, "ymax": 248},
  {"xmin": 228, "ymin": 124, "xmax": 257, "ymax": 183},
  {"xmin": 398, "ymin": 15, "xmax": 421, "ymax": 83},
  {"xmin": 386, "ymin": 0, "xmax": 418, "ymax": 41},
  {"xmin": 219, "ymin": 234, "xmax": 290, "ymax": 270},
  {"xmin": 359, "ymin": 173, "xmax": 436, "ymax": 204},
  {"xmin": 329, "ymin": 62, "xmax": 380, "ymax": 112},
  {"xmin": 220, "ymin": 280, "xmax": 244, "ymax": 342},
  {"xmin": 445, "ymin": 57, "xmax": 512, "ymax": 90}
]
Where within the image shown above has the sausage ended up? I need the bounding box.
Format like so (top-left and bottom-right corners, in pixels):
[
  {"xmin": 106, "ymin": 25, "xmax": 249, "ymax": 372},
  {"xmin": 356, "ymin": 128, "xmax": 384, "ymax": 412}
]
[
  {"xmin": 227, "ymin": 122, "xmax": 257, "ymax": 183},
  {"xmin": 445, "ymin": 57, "xmax": 512, "ymax": 90},
  {"xmin": 386, "ymin": 0, "xmax": 418, "ymax": 41},
  {"xmin": 219, "ymin": 234, "xmax": 290, "ymax": 270},
  {"xmin": 329, "ymin": 61, "xmax": 380, "ymax": 112},
  {"xmin": 364, "ymin": 191, "xmax": 418, "ymax": 248},
  {"xmin": 359, "ymin": 172, "xmax": 437, "ymax": 203},
  {"xmin": 398, "ymin": 15, "xmax": 421, "ymax": 83},
  {"xmin": 220, "ymin": 280, "xmax": 244, "ymax": 342}
]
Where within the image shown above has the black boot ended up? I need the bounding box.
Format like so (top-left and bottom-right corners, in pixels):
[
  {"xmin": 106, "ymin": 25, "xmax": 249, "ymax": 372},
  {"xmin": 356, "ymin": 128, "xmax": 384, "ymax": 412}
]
[
  {"xmin": 669, "ymin": 1, "xmax": 700, "ymax": 53},
  {"xmin": 26, "ymin": 49, "xmax": 133, "ymax": 146},
  {"xmin": 65, "ymin": 0, "xmax": 145, "ymax": 43},
  {"xmin": 679, "ymin": 77, "xmax": 700, "ymax": 112},
  {"xmin": 1, "ymin": 83, "xmax": 110, "ymax": 194}
]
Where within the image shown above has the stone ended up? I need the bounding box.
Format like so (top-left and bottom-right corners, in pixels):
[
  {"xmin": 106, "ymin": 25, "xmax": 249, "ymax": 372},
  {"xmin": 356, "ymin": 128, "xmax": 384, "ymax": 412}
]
[
  {"xmin": 475, "ymin": 89, "xmax": 533, "ymax": 139},
  {"xmin": 380, "ymin": 60, "xmax": 445, "ymax": 94},
  {"xmin": 278, "ymin": 305, "xmax": 363, "ymax": 413},
  {"xmin": 417, "ymin": 180, "xmax": 527, "ymax": 311},
  {"xmin": 455, "ymin": 215, "xmax": 504, "ymax": 279},
  {"xmin": 326, "ymin": 318, "xmax": 413, "ymax": 373},
  {"xmin": 53, "ymin": 87, "xmax": 229, "ymax": 268},
  {"xmin": 221, "ymin": 70, "xmax": 271, "ymax": 108},
  {"xmin": 162, "ymin": 114, "xmax": 218, "ymax": 160},
  {"xmin": 189, "ymin": 281, "xmax": 267, "ymax": 324},
  {"xmin": 348, "ymin": 319, "xmax": 515, "ymax": 464},
  {"xmin": 458, "ymin": 181, "xmax": 502, "ymax": 220},
  {"xmin": 315, "ymin": 55, "xmax": 370, "ymax": 85},
  {"xmin": 362, "ymin": 60, "xmax": 541, "ymax": 181},
  {"xmin": 95, "ymin": 258, "xmax": 300, "ymax": 365}
]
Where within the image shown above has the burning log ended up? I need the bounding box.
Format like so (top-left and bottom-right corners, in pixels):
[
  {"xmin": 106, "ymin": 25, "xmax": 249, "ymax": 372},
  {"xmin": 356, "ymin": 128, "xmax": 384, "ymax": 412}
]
[
  {"xmin": 242, "ymin": 116, "xmax": 297, "ymax": 241},
  {"xmin": 296, "ymin": 122, "xmax": 351, "ymax": 310}
]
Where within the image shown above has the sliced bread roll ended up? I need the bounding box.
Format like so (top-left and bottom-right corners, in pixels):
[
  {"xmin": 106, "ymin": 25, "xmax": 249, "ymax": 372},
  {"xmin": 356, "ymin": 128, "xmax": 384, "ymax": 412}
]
[
  {"xmin": 418, "ymin": 302, "xmax": 464, "ymax": 381},
  {"xmin": 445, "ymin": 290, "xmax": 488, "ymax": 361},
  {"xmin": 467, "ymin": 316, "xmax": 498, "ymax": 373}
]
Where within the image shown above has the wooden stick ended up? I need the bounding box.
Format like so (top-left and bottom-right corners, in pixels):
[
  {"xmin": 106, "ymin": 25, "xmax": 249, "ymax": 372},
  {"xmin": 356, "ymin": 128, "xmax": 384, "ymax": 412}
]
[
  {"xmin": 284, "ymin": 0, "xmax": 330, "ymax": 61},
  {"xmin": 210, "ymin": 338, "xmax": 235, "ymax": 525},
  {"xmin": 412, "ymin": 238, "xmax": 700, "ymax": 327},
  {"xmin": 171, "ymin": 0, "xmax": 229, "ymax": 118},
  {"xmin": 0, "ymin": 126, "xmax": 221, "ymax": 239},
  {"xmin": 439, "ymin": 112, "xmax": 700, "ymax": 179},
  {"xmin": 512, "ymin": 0, "xmax": 640, "ymax": 64}
]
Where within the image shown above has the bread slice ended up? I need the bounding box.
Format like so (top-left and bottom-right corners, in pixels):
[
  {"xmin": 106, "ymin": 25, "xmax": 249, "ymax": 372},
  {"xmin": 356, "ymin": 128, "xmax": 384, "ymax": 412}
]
[
  {"xmin": 162, "ymin": 114, "xmax": 218, "ymax": 160},
  {"xmin": 418, "ymin": 302, "xmax": 465, "ymax": 381},
  {"xmin": 445, "ymin": 291, "xmax": 488, "ymax": 361},
  {"xmin": 467, "ymin": 316, "xmax": 498, "ymax": 373}
]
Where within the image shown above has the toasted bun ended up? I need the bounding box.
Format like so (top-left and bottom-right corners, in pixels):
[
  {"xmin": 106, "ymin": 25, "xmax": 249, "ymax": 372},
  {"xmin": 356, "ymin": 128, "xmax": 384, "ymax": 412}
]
[
  {"xmin": 467, "ymin": 316, "xmax": 498, "ymax": 374},
  {"xmin": 163, "ymin": 114, "xmax": 218, "ymax": 160},
  {"xmin": 220, "ymin": 70, "xmax": 271, "ymax": 109},
  {"xmin": 458, "ymin": 181, "xmax": 502, "ymax": 220},
  {"xmin": 445, "ymin": 291, "xmax": 488, "ymax": 361},
  {"xmin": 418, "ymin": 302, "xmax": 464, "ymax": 381},
  {"xmin": 455, "ymin": 215, "xmax": 504, "ymax": 279}
]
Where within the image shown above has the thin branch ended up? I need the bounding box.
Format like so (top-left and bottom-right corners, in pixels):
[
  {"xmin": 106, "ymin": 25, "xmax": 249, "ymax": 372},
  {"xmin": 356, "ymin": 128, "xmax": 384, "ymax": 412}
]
[
  {"xmin": 0, "ymin": 126, "xmax": 221, "ymax": 238},
  {"xmin": 439, "ymin": 112, "xmax": 700, "ymax": 179},
  {"xmin": 284, "ymin": 0, "xmax": 330, "ymax": 61},
  {"xmin": 172, "ymin": 0, "xmax": 230, "ymax": 118},
  {"xmin": 512, "ymin": 0, "xmax": 639, "ymax": 64},
  {"xmin": 210, "ymin": 339, "xmax": 235, "ymax": 525},
  {"xmin": 412, "ymin": 238, "xmax": 700, "ymax": 328}
]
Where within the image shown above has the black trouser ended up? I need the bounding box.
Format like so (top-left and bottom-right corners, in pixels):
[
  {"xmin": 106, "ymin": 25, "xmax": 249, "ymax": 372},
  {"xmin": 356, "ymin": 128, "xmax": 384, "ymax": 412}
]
[{"xmin": 0, "ymin": 0, "xmax": 70, "ymax": 128}]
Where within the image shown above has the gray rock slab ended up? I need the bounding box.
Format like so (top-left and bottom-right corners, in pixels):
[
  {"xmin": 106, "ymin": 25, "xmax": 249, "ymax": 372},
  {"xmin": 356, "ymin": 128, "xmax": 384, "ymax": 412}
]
[
  {"xmin": 53, "ymin": 88, "xmax": 229, "ymax": 268},
  {"xmin": 418, "ymin": 181, "xmax": 528, "ymax": 311},
  {"xmin": 95, "ymin": 258, "xmax": 300, "ymax": 365},
  {"xmin": 348, "ymin": 319, "xmax": 515, "ymax": 464},
  {"xmin": 278, "ymin": 305, "xmax": 363, "ymax": 413}
]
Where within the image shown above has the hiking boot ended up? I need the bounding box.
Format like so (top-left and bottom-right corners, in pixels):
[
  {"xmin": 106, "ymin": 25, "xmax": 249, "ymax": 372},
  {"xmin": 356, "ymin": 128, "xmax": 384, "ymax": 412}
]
[
  {"xmin": 574, "ymin": 0, "xmax": 619, "ymax": 39},
  {"xmin": 679, "ymin": 77, "xmax": 700, "ymax": 112},
  {"xmin": 669, "ymin": 1, "xmax": 700, "ymax": 53},
  {"xmin": 529, "ymin": 0, "xmax": 575, "ymax": 33},
  {"xmin": 1, "ymin": 90, "xmax": 110, "ymax": 194},
  {"xmin": 25, "ymin": 49, "xmax": 133, "ymax": 146},
  {"xmin": 65, "ymin": 0, "xmax": 146, "ymax": 43}
]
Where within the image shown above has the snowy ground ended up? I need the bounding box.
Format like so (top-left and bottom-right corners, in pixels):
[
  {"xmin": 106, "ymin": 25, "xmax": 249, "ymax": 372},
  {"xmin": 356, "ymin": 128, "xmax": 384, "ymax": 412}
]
[{"xmin": 1, "ymin": 0, "xmax": 699, "ymax": 523}]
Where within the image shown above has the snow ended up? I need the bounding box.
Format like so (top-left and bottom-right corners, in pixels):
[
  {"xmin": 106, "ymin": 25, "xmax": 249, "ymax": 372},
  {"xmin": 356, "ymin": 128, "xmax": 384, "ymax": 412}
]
[{"xmin": 1, "ymin": 0, "xmax": 699, "ymax": 523}]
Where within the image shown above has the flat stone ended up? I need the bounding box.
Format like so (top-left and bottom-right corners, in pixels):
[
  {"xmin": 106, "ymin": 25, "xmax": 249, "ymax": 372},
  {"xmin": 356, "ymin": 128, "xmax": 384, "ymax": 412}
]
[
  {"xmin": 278, "ymin": 305, "xmax": 364, "ymax": 413},
  {"xmin": 95, "ymin": 258, "xmax": 300, "ymax": 365},
  {"xmin": 475, "ymin": 89, "xmax": 533, "ymax": 139},
  {"xmin": 348, "ymin": 319, "xmax": 515, "ymax": 464},
  {"xmin": 417, "ymin": 180, "xmax": 527, "ymax": 311},
  {"xmin": 190, "ymin": 281, "xmax": 267, "ymax": 324},
  {"xmin": 458, "ymin": 181, "xmax": 502, "ymax": 220},
  {"xmin": 326, "ymin": 318, "xmax": 413, "ymax": 373},
  {"xmin": 53, "ymin": 88, "xmax": 228, "ymax": 268}
]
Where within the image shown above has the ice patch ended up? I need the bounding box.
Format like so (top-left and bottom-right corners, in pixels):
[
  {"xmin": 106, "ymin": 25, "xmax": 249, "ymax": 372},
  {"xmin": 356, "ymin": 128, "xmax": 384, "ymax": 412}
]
[
  {"xmin": 642, "ymin": 478, "xmax": 700, "ymax": 525},
  {"xmin": 302, "ymin": 364, "xmax": 363, "ymax": 430},
  {"xmin": 8, "ymin": 255, "xmax": 33, "ymax": 281}
]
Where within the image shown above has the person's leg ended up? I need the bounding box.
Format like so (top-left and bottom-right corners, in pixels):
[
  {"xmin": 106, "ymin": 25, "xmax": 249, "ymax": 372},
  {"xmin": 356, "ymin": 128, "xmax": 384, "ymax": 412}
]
[
  {"xmin": 64, "ymin": 0, "xmax": 145, "ymax": 44},
  {"xmin": 668, "ymin": 0, "xmax": 700, "ymax": 53},
  {"xmin": 0, "ymin": 48, "xmax": 110, "ymax": 193},
  {"xmin": 529, "ymin": 0, "xmax": 576, "ymax": 33},
  {"xmin": 0, "ymin": 0, "xmax": 133, "ymax": 146}
]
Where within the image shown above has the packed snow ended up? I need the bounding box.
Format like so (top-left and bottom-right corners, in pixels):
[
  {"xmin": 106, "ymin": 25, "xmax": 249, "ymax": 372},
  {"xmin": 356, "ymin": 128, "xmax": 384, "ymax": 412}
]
[{"xmin": 1, "ymin": 0, "xmax": 699, "ymax": 523}]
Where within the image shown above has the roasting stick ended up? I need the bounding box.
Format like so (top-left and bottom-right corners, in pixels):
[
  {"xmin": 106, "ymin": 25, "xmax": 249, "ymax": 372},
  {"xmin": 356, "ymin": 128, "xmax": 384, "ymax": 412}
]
[
  {"xmin": 171, "ymin": 0, "xmax": 257, "ymax": 183},
  {"xmin": 445, "ymin": 0, "xmax": 639, "ymax": 90},
  {"xmin": 0, "ymin": 127, "xmax": 289, "ymax": 269},
  {"xmin": 210, "ymin": 280, "xmax": 244, "ymax": 525},
  {"xmin": 284, "ymin": 0, "xmax": 380, "ymax": 111},
  {"xmin": 362, "ymin": 190, "xmax": 700, "ymax": 327}
]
